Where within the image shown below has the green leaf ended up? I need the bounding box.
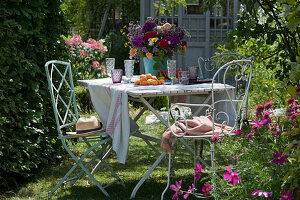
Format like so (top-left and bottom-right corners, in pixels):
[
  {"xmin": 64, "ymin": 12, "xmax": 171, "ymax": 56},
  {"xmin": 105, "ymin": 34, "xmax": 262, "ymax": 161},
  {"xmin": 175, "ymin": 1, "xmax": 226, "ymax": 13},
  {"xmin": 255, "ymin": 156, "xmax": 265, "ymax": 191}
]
[
  {"xmin": 158, "ymin": 50, "xmax": 164, "ymax": 58},
  {"xmin": 287, "ymin": 85, "xmax": 296, "ymax": 97}
]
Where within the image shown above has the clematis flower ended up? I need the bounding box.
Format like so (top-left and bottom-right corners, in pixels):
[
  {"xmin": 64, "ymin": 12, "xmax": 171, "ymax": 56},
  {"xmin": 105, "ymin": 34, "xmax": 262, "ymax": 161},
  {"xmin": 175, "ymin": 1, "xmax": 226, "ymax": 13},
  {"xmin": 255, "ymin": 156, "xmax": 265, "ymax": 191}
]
[
  {"xmin": 280, "ymin": 190, "xmax": 293, "ymax": 200},
  {"xmin": 202, "ymin": 183, "xmax": 212, "ymax": 197},
  {"xmin": 256, "ymin": 104, "xmax": 264, "ymax": 119},
  {"xmin": 170, "ymin": 180, "xmax": 183, "ymax": 200},
  {"xmin": 212, "ymin": 134, "xmax": 219, "ymax": 144},
  {"xmin": 223, "ymin": 167, "xmax": 241, "ymax": 185},
  {"xmin": 287, "ymin": 98, "xmax": 296, "ymax": 105},
  {"xmin": 194, "ymin": 163, "xmax": 202, "ymax": 181},
  {"xmin": 264, "ymin": 101, "xmax": 274, "ymax": 110},
  {"xmin": 272, "ymin": 151, "xmax": 288, "ymax": 165},
  {"xmin": 132, "ymin": 37, "xmax": 145, "ymax": 47},
  {"xmin": 246, "ymin": 132, "xmax": 254, "ymax": 140},
  {"xmin": 183, "ymin": 184, "xmax": 195, "ymax": 199},
  {"xmin": 234, "ymin": 129, "xmax": 243, "ymax": 135},
  {"xmin": 251, "ymin": 190, "xmax": 272, "ymax": 198}
]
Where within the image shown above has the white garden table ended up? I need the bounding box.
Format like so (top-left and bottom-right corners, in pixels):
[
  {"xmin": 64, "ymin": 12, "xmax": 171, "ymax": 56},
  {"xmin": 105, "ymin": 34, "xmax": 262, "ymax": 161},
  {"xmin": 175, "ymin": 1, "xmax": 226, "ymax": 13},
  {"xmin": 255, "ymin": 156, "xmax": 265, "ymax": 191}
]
[{"xmin": 78, "ymin": 76, "xmax": 234, "ymax": 198}]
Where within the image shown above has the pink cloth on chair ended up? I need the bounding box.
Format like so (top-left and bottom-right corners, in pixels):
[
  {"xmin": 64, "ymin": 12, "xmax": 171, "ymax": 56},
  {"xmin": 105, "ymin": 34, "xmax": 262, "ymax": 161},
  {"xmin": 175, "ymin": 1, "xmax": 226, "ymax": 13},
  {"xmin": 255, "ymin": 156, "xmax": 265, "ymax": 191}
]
[{"xmin": 161, "ymin": 115, "xmax": 232, "ymax": 152}]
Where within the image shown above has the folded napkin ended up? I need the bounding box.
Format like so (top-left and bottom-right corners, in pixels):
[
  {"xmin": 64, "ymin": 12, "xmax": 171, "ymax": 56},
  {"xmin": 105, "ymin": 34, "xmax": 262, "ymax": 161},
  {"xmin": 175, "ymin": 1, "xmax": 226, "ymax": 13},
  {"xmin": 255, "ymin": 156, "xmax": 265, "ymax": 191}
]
[{"xmin": 161, "ymin": 115, "xmax": 232, "ymax": 152}]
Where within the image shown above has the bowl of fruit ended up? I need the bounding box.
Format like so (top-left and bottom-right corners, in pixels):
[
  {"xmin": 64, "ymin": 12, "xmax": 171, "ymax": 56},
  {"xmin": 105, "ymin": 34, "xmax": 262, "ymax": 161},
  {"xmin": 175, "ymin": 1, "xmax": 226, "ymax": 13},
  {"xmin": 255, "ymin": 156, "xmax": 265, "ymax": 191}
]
[{"xmin": 134, "ymin": 73, "xmax": 165, "ymax": 86}]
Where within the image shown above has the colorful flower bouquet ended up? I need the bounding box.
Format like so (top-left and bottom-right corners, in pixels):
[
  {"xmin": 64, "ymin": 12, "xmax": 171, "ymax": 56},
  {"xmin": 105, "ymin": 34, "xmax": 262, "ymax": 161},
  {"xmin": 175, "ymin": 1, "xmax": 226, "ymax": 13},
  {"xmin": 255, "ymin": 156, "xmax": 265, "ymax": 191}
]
[
  {"xmin": 65, "ymin": 34, "xmax": 108, "ymax": 79},
  {"xmin": 123, "ymin": 17, "xmax": 188, "ymax": 70}
]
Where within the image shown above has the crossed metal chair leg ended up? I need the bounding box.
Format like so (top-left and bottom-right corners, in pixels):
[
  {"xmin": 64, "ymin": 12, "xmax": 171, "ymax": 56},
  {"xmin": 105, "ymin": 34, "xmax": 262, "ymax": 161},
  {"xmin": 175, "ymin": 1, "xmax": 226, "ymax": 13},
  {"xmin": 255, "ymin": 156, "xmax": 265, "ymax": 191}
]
[{"xmin": 50, "ymin": 137, "xmax": 125, "ymax": 197}]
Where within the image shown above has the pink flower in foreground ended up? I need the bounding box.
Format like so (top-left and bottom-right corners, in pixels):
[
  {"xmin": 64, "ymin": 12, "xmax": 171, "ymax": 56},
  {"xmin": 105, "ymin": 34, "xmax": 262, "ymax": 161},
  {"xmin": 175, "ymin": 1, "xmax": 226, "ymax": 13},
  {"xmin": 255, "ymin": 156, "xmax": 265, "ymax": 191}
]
[
  {"xmin": 223, "ymin": 167, "xmax": 241, "ymax": 185},
  {"xmin": 212, "ymin": 134, "xmax": 219, "ymax": 144},
  {"xmin": 246, "ymin": 132, "xmax": 254, "ymax": 140},
  {"xmin": 194, "ymin": 163, "xmax": 202, "ymax": 181},
  {"xmin": 272, "ymin": 151, "xmax": 288, "ymax": 165},
  {"xmin": 287, "ymin": 98, "xmax": 296, "ymax": 105},
  {"xmin": 202, "ymin": 183, "xmax": 212, "ymax": 197},
  {"xmin": 170, "ymin": 180, "xmax": 183, "ymax": 200},
  {"xmin": 264, "ymin": 101, "xmax": 274, "ymax": 110},
  {"xmin": 234, "ymin": 129, "xmax": 243, "ymax": 135},
  {"xmin": 183, "ymin": 184, "xmax": 195, "ymax": 199},
  {"xmin": 251, "ymin": 190, "xmax": 272, "ymax": 198},
  {"xmin": 280, "ymin": 190, "xmax": 293, "ymax": 200},
  {"xmin": 263, "ymin": 111, "xmax": 272, "ymax": 119}
]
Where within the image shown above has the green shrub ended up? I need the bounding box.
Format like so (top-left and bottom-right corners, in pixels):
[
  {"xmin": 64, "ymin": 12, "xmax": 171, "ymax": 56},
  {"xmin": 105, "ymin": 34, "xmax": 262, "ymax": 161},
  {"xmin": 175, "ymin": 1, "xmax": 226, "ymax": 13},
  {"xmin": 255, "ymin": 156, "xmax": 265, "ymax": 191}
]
[
  {"xmin": 74, "ymin": 85, "xmax": 94, "ymax": 113},
  {"xmin": 0, "ymin": 0, "xmax": 67, "ymax": 189}
]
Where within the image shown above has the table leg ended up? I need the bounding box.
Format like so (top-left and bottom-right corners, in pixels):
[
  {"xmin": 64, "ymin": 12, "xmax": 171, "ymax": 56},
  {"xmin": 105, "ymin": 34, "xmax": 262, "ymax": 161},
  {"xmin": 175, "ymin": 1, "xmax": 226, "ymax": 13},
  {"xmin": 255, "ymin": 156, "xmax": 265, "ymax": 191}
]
[{"xmin": 130, "ymin": 151, "xmax": 167, "ymax": 199}]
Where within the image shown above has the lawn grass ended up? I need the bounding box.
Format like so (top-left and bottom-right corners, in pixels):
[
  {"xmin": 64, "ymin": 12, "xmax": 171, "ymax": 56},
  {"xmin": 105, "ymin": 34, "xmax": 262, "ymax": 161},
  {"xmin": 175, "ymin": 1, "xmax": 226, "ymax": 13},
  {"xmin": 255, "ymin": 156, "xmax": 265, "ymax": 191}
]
[{"xmin": 2, "ymin": 109, "xmax": 215, "ymax": 200}]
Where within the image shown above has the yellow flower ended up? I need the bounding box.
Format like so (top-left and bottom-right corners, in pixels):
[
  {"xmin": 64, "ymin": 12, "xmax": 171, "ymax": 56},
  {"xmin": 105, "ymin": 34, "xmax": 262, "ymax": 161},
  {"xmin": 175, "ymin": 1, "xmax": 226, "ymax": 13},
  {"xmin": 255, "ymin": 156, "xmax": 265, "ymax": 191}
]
[
  {"xmin": 152, "ymin": 38, "xmax": 158, "ymax": 42},
  {"xmin": 129, "ymin": 23, "xmax": 133, "ymax": 26},
  {"xmin": 183, "ymin": 46, "xmax": 187, "ymax": 50},
  {"xmin": 122, "ymin": 32, "xmax": 125, "ymax": 35},
  {"xmin": 123, "ymin": 25, "xmax": 127, "ymax": 28},
  {"xmin": 127, "ymin": 33, "xmax": 129, "ymax": 37},
  {"xmin": 124, "ymin": 42, "xmax": 128, "ymax": 47},
  {"xmin": 120, "ymin": 29, "xmax": 123, "ymax": 33}
]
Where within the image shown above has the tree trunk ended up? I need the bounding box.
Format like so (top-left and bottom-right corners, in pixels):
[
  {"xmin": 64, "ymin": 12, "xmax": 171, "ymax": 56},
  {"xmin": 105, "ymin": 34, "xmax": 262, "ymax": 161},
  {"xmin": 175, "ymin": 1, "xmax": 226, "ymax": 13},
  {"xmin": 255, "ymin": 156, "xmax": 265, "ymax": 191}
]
[{"xmin": 98, "ymin": 1, "xmax": 111, "ymax": 39}]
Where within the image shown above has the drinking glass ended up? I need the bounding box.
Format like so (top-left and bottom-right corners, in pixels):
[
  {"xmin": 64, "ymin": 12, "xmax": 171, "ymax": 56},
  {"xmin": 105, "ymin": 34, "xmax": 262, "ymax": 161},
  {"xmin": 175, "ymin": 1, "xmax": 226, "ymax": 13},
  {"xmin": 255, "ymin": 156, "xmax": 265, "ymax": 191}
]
[
  {"xmin": 124, "ymin": 60, "xmax": 135, "ymax": 83},
  {"xmin": 111, "ymin": 69, "xmax": 123, "ymax": 83},
  {"xmin": 106, "ymin": 58, "xmax": 115, "ymax": 77},
  {"xmin": 178, "ymin": 70, "xmax": 189, "ymax": 85},
  {"xmin": 167, "ymin": 60, "xmax": 176, "ymax": 85},
  {"xmin": 187, "ymin": 66, "xmax": 199, "ymax": 80}
]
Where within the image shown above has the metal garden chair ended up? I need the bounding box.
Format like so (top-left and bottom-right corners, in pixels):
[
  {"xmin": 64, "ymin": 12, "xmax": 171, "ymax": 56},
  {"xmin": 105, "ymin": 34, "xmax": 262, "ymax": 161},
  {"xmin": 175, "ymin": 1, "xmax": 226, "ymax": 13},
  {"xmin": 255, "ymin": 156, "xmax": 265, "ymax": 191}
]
[
  {"xmin": 45, "ymin": 60, "xmax": 124, "ymax": 197},
  {"xmin": 161, "ymin": 58, "xmax": 254, "ymax": 199}
]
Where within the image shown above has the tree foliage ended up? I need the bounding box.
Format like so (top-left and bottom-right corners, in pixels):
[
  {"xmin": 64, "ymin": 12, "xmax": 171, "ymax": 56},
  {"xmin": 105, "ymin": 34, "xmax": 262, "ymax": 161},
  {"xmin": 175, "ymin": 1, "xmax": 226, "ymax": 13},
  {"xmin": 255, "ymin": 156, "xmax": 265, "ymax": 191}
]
[{"xmin": 0, "ymin": 0, "xmax": 67, "ymax": 189}]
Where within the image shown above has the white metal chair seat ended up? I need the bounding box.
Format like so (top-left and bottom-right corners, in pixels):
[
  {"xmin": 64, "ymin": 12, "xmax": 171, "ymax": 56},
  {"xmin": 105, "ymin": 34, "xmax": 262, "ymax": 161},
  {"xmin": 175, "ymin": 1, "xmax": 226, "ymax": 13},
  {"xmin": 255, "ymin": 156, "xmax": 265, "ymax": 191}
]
[
  {"xmin": 161, "ymin": 58, "xmax": 254, "ymax": 199},
  {"xmin": 45, "ymin": 60, "xmax": 124, "ymax": 197}
]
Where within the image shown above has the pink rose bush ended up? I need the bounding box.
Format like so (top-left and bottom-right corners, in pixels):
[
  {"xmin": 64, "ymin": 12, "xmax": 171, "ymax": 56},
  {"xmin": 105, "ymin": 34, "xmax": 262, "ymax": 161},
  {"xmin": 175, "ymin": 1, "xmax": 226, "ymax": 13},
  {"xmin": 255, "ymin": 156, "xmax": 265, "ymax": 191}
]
[{"xmin": 65, "ymin": 34, "xmax": 107, "ymax": 79}]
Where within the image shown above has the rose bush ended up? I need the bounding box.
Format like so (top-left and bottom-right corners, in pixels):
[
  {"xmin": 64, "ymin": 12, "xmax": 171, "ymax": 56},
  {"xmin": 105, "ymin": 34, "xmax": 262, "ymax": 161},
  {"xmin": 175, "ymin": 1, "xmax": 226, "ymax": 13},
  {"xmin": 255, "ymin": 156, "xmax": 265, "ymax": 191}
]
[{"xmin": 65, "ymin": 34, "xmax": 108, "ymax": 80}]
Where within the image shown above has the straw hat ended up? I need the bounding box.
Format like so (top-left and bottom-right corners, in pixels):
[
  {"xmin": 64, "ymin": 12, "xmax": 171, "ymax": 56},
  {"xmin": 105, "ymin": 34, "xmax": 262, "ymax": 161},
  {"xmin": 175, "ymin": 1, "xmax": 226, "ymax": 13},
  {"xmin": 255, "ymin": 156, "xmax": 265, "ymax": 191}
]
[{"xmin": 67, "ymin": 116, "xmax": 104, "ymax": 137}]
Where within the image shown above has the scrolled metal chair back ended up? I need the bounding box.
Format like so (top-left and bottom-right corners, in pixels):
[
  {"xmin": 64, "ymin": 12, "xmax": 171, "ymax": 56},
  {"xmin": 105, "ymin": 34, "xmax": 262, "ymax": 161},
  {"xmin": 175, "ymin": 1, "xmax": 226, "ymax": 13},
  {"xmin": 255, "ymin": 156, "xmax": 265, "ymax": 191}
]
[
  {"xmin": 210, "ymin": 58, "xmax": 254, "ymax": 130},
  {"xmin": 45, "ymin": 60, "xmax": 79, "ymax": 135}
]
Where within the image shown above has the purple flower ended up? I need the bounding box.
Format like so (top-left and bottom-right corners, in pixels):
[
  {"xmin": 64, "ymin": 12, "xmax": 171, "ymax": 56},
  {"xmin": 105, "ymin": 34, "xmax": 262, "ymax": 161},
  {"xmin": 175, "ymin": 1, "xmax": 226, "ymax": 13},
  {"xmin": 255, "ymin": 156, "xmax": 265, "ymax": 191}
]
[
  {"xmin": 251, "ymin": 190, "xmax": 272, "ymax": 198},
  {"xmin": 141, "ymin": 47, "xmax": 148, "ymax": 52},
  {"xmin": 287, "ymin": 98, "xmax": 296, "ymax": 105},
  {"xmin": 142, "ymin": 22, "xmax": 156, "ymax": 32},
  {"xmin": 132, "ymin": 37, "xmax": 145, "ymax": 47},
  {"xmin": 179, "ymin": 30, "xmax": 184, "ymax": 40},
  {"xmin": 264, "ymin": 101, "xmax": 274, "ymax": 110},
  {"xmin": 170, "ymin": 180, "xmax": 183, "ymax": 200},
  {"xmin": 165, "ymin": 35, "xmax": 180, "ymax": 45},
  {"xmin": 183, "ymin": 184, "xmax": 195, "ymax": 199},
  {"xmin": 223, "ymin": 167, "xmax": 241, "ymax": 185},
  {"xmin": 153, "ymin": 47, "xmax": 159, "ymax": 53},
  {"xmin": 272, "ymin": 151, "xmax": 288, "ymax": 165},
  {"xmin": 280, "ymin": 190, "xmax": 293, "ymax": 200},
  {"xmin": 194, "ymin": 163, "xmax": 202, "ymax": 181},
  {"xmin": 234, "ymin": 129, "xmax": 243, "ymax": 135},
  {"xmin": 202, "ymin": 183, "xmax": 212, "ymax": 197}
]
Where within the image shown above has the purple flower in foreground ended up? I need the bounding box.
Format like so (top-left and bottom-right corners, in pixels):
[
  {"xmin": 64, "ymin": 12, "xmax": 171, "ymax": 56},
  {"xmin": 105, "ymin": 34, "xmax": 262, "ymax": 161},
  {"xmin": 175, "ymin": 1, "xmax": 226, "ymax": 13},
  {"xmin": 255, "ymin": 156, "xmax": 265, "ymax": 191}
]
[
  {"xmin": 251, "ymin": 190, "xmax": 272, "ymax": 198},
  {"xmin": 264, "ymin": 101, "xmax": 274, "ymax": 110},
  {"xmin": 194, "ymin": 163, "xmax": 202, "ymax": 181},
  {"xmin": 280, "ymin": 190, "xmax": 293, "ymax": 200},
  {"xmin": 223, "ymin": 167, "xmax": 241, "ymax": 185},
  {"xmin": 202, "ymin": 183, "xmax": 212, "ymax": 197},
  {"xmin": 234, "ymin": 129, "xmax": 243, "ymax": 135},
  {"xmin": 170, "ymin": 180, "xmax": 183, "ymax": 200},
  {"xmin": 272, "ymin": 151, "xmax": 288, "ymax": 165},
  {"xmin": 183, "ymin": 184, "xmax": 195, "ymax": 199}
]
